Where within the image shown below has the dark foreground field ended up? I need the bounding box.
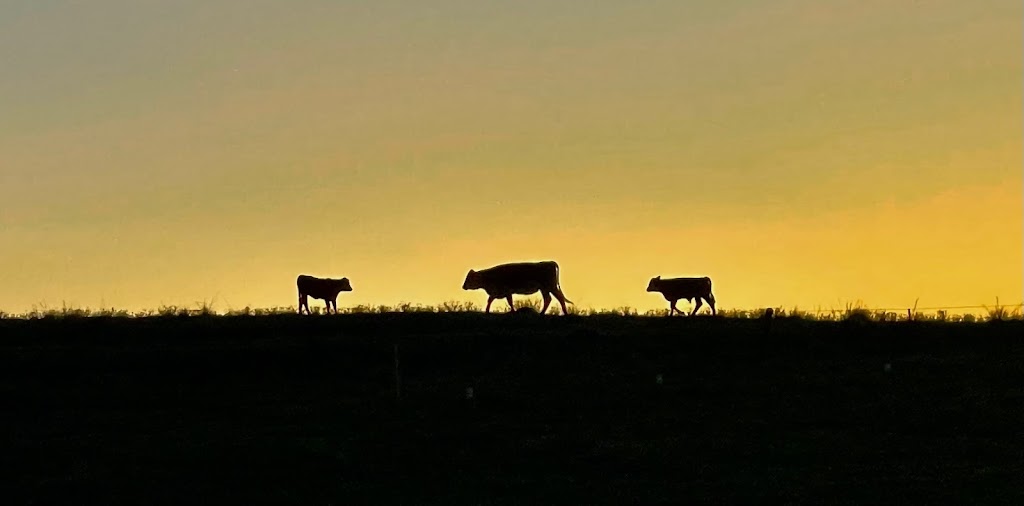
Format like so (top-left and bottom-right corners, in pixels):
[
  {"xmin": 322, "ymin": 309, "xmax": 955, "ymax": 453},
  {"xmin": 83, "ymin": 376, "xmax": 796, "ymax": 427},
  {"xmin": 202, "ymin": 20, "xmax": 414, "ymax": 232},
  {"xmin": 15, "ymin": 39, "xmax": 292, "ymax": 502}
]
[{"xmin": 1, "ymin": 314, "xmax": 1022, "ymax": 505}]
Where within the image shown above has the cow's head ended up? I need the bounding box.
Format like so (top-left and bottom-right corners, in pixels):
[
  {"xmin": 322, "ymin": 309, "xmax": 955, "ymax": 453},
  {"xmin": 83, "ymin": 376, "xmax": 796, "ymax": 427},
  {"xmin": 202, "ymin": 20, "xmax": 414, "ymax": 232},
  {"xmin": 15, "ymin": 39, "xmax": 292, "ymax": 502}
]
[
  {"xmin": 646, "ymin": 276, "xmax": 662, "ymax": 292},
  {"xmin": 336, "ymin": 277, "xmax": 353, "ymax": 292},
  {"xmin": 462, "ymin": 269, "xmax": 481, "ymax": 290}
]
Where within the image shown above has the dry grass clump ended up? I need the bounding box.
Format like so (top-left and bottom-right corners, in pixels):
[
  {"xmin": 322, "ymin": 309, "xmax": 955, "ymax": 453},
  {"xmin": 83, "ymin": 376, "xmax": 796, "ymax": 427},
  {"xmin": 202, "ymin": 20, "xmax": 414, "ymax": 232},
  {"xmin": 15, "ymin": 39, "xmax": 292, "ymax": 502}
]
[{"xmin": 2, "ymin": 296, "xmax": 1021, "ymax": 323}]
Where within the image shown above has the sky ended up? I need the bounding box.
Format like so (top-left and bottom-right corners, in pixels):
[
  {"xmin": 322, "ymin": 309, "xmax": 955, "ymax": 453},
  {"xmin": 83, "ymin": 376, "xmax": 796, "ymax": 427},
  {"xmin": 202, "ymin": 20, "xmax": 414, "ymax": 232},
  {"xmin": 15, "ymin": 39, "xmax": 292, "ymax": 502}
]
[{"xmin": 0, "ymin": 0, "xmax": 1021, "ymax": 313}]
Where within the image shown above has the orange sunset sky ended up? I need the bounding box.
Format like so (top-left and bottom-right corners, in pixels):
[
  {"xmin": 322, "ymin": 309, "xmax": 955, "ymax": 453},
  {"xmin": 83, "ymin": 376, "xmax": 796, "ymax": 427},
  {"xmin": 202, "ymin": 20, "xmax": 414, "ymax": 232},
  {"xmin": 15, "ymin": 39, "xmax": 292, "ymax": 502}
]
[{"xmin": 0, "ymin": 0, "xmax": 1021, "ymax": 313}]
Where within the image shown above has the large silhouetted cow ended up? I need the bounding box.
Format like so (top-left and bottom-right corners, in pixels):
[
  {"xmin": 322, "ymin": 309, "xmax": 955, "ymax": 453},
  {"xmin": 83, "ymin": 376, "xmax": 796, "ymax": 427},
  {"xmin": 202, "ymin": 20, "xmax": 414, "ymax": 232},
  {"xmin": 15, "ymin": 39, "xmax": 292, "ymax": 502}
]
[{"xmin": 462, "ymin": 261, "xmax": 573, "ymax": 315}]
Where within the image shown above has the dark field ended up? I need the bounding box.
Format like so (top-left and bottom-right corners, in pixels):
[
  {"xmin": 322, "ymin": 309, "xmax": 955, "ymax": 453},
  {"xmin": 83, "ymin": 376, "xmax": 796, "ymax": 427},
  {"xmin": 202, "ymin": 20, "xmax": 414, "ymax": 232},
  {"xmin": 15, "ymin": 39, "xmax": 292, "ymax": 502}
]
[{"xmin": 2, "ymin": 314, "xmax": 1022, "ymax": 505}]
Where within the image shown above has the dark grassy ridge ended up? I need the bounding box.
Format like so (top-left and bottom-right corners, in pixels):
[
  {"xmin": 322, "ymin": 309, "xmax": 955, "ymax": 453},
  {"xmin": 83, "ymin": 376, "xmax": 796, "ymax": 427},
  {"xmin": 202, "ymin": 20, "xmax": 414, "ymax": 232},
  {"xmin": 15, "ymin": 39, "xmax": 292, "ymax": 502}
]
[{"xmin": 1, "ymin": 314, "xmax": 1022, "ymax": 505}]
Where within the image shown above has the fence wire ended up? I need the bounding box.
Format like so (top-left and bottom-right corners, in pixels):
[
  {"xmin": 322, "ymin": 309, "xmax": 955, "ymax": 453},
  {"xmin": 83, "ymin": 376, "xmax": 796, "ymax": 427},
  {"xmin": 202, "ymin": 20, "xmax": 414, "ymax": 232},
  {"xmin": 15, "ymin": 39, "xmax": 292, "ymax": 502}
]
[{"xmin": 784, "ymin": 303, "xmax": 1023, "ymax": 314}]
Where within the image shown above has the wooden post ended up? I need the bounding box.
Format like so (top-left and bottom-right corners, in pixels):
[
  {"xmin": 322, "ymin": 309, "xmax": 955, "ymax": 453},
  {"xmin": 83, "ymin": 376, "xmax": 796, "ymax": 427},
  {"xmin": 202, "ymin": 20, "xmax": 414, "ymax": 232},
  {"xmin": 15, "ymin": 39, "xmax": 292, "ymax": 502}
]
[{"xmin": 393, "ymin": 343, "xmax": 402, "ymax": 401}]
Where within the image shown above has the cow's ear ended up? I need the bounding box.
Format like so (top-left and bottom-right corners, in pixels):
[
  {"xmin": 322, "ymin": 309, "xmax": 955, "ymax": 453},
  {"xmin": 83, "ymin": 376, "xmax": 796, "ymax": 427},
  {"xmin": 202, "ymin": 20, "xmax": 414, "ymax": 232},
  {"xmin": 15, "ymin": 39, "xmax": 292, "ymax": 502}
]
[{"xmin": 655, "ymin": 276, "xmax": 661, "ymax": 280}]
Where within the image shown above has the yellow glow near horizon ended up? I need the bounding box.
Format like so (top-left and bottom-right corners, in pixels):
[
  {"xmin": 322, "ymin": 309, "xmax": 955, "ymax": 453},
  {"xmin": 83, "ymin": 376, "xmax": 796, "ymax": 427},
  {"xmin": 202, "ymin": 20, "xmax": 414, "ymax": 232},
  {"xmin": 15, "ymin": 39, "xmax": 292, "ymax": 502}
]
[{"xmin": 0, "ymin": 1, "xmax": 1020, "ymax": 313}]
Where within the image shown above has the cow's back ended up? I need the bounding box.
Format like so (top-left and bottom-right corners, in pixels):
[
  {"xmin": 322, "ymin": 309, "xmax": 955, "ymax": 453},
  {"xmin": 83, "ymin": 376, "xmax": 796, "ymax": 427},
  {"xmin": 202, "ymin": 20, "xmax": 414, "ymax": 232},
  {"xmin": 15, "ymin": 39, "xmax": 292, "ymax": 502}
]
[
  {"xmin": 478, "ymin": 261, "xmax": 559, "ymax": 295},
  {"xmin": 297, "ymin": 275, "xmax": 329, "ymax": 296}
]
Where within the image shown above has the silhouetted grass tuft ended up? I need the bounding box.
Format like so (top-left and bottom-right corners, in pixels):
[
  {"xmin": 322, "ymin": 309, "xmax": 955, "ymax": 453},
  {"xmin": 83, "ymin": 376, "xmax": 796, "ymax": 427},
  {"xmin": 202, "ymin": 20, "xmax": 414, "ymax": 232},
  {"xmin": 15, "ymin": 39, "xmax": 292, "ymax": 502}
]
[
  {"xmin": 983, "ymin": 297, "xmax": 1022, "ymax": 322},
  {"xmin": 513, "ymin": 297, "xmax": 543, "ymax": 313},
  {"xmin": 438, "ymin": 300, "xmax": 479, "ymax": 312}
]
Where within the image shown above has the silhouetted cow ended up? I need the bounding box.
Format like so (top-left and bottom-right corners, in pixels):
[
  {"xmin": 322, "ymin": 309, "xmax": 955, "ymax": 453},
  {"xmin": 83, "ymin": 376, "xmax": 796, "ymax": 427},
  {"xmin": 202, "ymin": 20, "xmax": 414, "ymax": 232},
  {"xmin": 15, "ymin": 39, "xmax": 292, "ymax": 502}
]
[
  {"xmin": 297, "ymin": 275, "xmax": 353, "ymax": 315},
  {"xmin": 462, "ymin": 261, "xmax": 573, "ymax": 315},
  {"xmin": 646, "ymin": 276, "xmax": 716, "ymax": 316}
]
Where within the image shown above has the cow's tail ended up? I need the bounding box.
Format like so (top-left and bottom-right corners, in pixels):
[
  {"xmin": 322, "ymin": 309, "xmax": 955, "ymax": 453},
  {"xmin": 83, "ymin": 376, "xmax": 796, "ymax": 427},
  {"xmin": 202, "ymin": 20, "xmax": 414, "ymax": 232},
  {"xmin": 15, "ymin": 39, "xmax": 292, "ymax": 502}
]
[
  {"xmin": 553, "ymin": 262, "xmax": 573, "ymax": 305},
  {"xmin": 560, "ymin": 289, "xmax": 574, "ymax": 305},
  {"xmin": 557, "ymin": 286, "xmax": 574, "ymax": 305}
]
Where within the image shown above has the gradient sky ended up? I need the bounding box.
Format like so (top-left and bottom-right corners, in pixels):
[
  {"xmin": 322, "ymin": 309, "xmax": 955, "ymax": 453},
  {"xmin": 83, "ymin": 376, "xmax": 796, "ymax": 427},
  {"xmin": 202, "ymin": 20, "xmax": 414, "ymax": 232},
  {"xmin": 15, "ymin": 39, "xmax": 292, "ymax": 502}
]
[{"xmin": 1, "ymin": 0, "xmax": 1021, "ymax": 313}]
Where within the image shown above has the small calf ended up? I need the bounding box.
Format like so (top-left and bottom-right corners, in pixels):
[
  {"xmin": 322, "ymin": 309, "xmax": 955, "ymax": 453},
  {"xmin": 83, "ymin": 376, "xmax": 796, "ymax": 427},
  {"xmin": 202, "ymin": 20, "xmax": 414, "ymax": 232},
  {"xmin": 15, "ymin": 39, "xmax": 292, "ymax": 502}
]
[
  {"xmin": 646, "ymin": 276, "xmax": 716, "ymax": 316},
  {"xmin": 297, "ymin": 275, "xmax": 353, "ymax": 315}
]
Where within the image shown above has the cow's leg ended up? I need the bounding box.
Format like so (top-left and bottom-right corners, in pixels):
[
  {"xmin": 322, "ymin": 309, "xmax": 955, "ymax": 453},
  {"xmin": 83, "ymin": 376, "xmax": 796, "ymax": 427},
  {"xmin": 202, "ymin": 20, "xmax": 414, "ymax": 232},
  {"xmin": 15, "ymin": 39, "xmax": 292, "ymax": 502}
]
[
  {"xmin": 540, "ymin": 291, "xmax": 552, "ymax": 314},
  {"xmin": 505, "ymin": 295, "xmax": 515, "ymax": 312},
  {"xmin": 669, "ymin": 300, "xmax": 679, "ymax": 316},
  {"xmin": 299, "ymin": 294, "xmax": 308, "ymax": 315},
  {"xmin": 329, "ymin": 298, "xmax": 337, "ymax": 314},
  {"xmin": 485, "ymin": 296, "xmax": 495, "ymax": 313},
  {"xmin": 705, "ymin": 294, "xmax": 716, "ymax": 315},
  {"xmin": 691, "ymin": 297, "xmax": 704, "ymax": 316}
]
